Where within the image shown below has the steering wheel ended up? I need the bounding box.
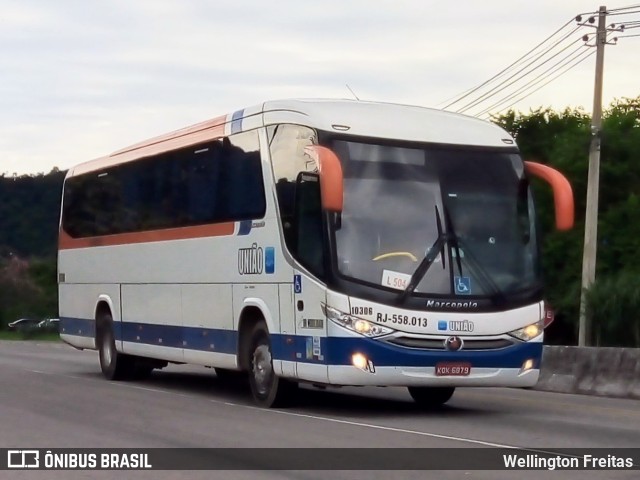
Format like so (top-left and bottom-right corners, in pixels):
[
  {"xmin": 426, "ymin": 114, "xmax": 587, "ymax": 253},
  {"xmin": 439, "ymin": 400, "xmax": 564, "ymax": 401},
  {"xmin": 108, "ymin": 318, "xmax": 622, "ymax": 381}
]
[{"xmin": 372, "ymin": 252, "xmax": 418, "ymax": 262}]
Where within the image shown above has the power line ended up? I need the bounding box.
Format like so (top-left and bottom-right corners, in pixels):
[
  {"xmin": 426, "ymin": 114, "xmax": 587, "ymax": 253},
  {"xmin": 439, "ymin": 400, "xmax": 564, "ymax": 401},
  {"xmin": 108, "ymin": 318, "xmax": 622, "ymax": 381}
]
[
  {"xmin": 607, "ymin": 3, "xmax": 640, "ymax": 12},
  {"xmin": 472, "ymin": 45, "xmax": 590, "ymax": 117},
  {"xmin": 441, "ymin": 6, "xmax": 636, "ymax": 118},
  {"xmin": 444, "ymin": 22, "xmax": 577, "ymax": 111},
  {"xmin": 481, "ymin": 50, "xmax": 596, "ymax": 119},
  {"xmin": 606, "ymin": 9, "xmax": 640, "ymax": 16},
  {"xmin": 477, "ymin": 28, "xmax": 618, "ymax": 117},
  {"xmin": 455, "ymin": 27, "xmax": 584, "ymax": 113},
  {"xmin": 475, "ymin": 50, "xmax": 595, "ymax": 117},
  {"xmin": 474, "ymin": 46, "xmax": 593, "ymax": 117},
  {"xmin": 441, "ymin": 18, "xmax": 577, "ymax": 110},
  {"xmin": 435, "ymin": 86, "xmax": 477, "ymax": 108}
]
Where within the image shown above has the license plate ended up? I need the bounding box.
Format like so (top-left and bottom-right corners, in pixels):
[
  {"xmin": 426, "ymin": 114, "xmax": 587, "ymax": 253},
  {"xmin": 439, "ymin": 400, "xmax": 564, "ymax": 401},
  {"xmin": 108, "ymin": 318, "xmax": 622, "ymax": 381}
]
[{"xmin": 435, "ymin": 362, "xmax": 471, "ymax": 376}]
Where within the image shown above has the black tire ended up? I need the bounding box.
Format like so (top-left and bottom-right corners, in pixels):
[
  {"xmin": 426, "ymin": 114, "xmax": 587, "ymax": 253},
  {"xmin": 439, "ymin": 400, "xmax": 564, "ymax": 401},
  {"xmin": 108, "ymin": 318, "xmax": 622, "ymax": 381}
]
[
  {"xmin": 97, "ymin": 313, "xmax": 134, "ymax": 380},
  {"xmin": 408, "ymin": 386, "xmax": 455, "ymax": 407},
  {"xmin": 247, "ymin": 322, "xmax": 297, "ymax": 408}
]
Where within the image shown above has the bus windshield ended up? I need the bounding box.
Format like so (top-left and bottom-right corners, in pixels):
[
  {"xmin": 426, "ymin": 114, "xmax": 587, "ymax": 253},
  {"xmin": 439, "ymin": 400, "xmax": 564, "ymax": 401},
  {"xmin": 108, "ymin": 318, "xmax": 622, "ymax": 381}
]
[{"xmin": 325, "ymin": 136, "xmax": 540, "ymax": 299}]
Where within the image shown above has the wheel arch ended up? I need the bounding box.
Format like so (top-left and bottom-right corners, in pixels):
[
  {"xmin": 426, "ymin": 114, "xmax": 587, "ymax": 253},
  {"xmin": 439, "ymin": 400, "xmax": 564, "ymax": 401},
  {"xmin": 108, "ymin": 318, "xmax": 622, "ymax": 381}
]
[{"xmin": 94, "ymin": 295, "xmax": 118, "ymax": 350}]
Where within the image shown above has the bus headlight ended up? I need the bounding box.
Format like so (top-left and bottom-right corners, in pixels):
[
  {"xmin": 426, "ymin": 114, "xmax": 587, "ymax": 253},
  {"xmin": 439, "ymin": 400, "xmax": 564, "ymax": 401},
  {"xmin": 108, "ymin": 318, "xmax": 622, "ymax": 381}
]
[
  {"xmin": 508, "ymin": 320, "xmax": 544, "ymax": 341},
  {"xmin": 322, "ymin": 305, "xmax": 394, "ymax": 338}
]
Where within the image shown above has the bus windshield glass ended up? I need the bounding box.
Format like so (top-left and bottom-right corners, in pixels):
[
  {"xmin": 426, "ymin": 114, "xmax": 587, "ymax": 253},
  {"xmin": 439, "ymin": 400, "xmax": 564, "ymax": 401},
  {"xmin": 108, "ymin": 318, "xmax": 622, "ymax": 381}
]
[{"xmin": 325, "ymin": 136, "xmax": 540, "ymax": 299}]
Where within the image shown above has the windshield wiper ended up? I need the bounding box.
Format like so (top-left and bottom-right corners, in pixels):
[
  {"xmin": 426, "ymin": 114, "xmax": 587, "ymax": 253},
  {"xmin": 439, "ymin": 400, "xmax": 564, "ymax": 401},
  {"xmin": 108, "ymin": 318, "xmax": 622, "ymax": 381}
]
[
  {"xmin": 443, "ymin": 205, "xmax": 506, "ymax": 305},
  {"xmin": 396, "ymin": 207, "xmax": 447, "ymax": 304},
  {"xmin": 396, "ymin": 204, "xmax": 507, "ymax": 305}
]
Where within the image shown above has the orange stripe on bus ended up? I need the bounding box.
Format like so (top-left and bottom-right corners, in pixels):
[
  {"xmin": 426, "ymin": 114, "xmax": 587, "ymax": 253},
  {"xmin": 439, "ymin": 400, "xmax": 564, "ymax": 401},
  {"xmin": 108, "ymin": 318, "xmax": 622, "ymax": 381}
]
[
  {"xmin": 112, "ymin": 114, "xmax": 228, "ymax": 156},
  {"xmin": 58, "ymin": 222, "xmax": 235, "ymax": 250},
  {"xmin": 70, "ymin": 115, "xmax": 228, "ymax": 177}
]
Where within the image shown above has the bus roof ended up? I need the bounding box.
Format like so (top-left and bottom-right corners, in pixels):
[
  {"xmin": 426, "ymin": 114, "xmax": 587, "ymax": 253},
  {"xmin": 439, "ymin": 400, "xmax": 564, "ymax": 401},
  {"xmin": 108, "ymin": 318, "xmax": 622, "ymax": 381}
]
[{"xmin": 68, "ymin": 99, "xmax": 515, "ymax": 177}]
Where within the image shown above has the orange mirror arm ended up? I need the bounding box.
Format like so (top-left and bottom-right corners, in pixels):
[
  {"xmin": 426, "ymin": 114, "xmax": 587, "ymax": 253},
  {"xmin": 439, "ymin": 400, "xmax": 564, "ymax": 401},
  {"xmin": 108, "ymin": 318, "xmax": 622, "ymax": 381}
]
[
  {"xmin": 524, "ymin": 161, "xmax": 575, "ymax": 231},
  {"xmin": 305, "ymin": 146, "xmax": 344, "ymax": 212}
]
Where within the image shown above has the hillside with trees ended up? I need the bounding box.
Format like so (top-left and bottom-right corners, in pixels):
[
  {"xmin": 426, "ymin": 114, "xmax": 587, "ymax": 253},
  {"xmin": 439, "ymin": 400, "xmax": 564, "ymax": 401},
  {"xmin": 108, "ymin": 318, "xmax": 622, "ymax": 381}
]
[
  {"xmin": 0, "ymin": 168, "xmax": 64, "ymax": 329},
  {"xmin": 0, "ymin": 96, "xmax": 638, "ymax": 345}
]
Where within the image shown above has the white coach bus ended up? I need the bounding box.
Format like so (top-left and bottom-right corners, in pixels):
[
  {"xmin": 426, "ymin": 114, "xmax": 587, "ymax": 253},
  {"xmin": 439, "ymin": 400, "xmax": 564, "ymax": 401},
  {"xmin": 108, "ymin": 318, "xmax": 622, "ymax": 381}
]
[{"xmin": 58, "ymin": 99, "xmax": 574, "ymax": 407}]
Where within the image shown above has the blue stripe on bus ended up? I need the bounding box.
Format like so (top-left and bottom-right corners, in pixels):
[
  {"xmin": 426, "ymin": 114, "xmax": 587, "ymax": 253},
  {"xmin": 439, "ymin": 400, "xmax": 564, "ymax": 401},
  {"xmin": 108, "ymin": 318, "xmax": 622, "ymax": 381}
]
[
  {"xmin": 237, "ymin": 219, "xmax": 252, "ymax": 235},
  {"xmin": 59, "ymin": 317, "xmax": 96, "ymax": 338},
  {"xmin": 59, "ymin": 317, "xmax": 541, "ymax": 368},
  {"xmin": 322, "ymin": 336, "xmax": 542, "ymax": 368},
  {"xmin": 182, "ymin": 327, "xmax": 237, "ymax": 353},
  {"xmin": 272, "ymin": 334, "xmax": 329, "ymax": 365}
]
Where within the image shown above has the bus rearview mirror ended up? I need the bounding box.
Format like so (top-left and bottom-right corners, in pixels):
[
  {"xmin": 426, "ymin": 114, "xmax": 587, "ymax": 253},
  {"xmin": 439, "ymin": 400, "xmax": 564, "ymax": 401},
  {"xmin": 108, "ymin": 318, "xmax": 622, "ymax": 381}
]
[
  {"xmin": 304, "ymin": 146, "xmax": 344, "ymax": 212},
  {"xmin": 524, "ymin": 161, "xmax": 574, "ymax": 231}
]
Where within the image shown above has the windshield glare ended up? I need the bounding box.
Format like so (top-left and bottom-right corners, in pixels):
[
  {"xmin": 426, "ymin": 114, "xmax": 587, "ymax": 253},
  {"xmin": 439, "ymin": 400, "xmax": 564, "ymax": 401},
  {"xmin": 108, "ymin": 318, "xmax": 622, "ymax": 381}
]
[{"xmin": 327, "ymin": 137, "xmax": 540, "ymax": 298}]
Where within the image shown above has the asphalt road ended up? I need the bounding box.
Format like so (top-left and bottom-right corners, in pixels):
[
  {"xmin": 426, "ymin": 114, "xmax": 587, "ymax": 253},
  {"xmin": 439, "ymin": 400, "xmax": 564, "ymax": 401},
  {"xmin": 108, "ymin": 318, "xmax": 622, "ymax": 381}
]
[{"xmin": 0, "ymin": 340, "xmax": 638, "ymax": 480}]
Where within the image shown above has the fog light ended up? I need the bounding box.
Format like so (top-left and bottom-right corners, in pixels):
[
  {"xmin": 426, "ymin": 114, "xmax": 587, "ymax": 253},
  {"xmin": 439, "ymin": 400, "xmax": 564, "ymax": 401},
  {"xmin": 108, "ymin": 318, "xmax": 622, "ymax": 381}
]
[
  {"xmin": 521, "ymin": 359, "xmax": 535, "ymax": 372},
  {"xmin": 351, "ymin": 353, "xmax": 375, "ymax": 373},
  {"xmin": 352, "ymin": 353, "xmax": 368, "ymax": 370}
]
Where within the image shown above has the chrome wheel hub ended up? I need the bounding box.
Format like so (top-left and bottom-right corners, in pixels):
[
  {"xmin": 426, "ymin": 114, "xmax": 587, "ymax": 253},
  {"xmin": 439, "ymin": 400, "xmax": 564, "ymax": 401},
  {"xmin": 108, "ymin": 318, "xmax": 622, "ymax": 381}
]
[{"xmin": 252, "ymin": 344, "xmax": 272, "ymax": 395}]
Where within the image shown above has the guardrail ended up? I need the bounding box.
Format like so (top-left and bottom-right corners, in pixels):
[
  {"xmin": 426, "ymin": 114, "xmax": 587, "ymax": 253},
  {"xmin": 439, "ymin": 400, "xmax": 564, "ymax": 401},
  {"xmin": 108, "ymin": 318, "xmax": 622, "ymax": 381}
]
[{"xmin": 536, "ymin": 345, "xmax": 640, "ymax": 400}]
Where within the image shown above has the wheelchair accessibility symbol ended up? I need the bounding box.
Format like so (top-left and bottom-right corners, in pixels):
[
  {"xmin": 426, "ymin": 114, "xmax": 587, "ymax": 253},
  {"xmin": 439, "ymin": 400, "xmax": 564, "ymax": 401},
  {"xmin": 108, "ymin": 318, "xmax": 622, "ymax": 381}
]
[{"xmin": 455, "ymin": 276, "xmax": 471, "ymax": 295}]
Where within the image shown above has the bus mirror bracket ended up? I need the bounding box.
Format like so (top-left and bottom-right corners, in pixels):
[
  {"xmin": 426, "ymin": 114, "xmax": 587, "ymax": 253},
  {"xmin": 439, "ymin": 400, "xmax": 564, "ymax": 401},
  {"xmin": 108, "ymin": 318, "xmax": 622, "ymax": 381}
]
[
  {"xmin": 304, "ymin": 146, "xmax": 344, "ymax": 212},
  {"xmin": 524, "ymin": 161, "xmax": 574, "ymax": 231}
]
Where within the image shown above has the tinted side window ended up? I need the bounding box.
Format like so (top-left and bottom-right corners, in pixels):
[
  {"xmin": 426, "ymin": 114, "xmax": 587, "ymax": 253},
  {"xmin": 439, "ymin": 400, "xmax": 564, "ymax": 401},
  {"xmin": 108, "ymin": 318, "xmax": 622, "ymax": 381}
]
[
  {"xmin": 269, "ymin": 124, "xmax": 325, "ymax": 278},
  {"xmin": 62, "ymin": 129, "xmax": 265, "ymax": 237}
]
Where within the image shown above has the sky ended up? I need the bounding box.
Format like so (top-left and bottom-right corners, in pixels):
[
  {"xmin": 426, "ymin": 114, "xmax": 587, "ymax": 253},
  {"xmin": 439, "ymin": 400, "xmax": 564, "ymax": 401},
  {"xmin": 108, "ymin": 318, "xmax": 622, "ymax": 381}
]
[{"xmin": 1, "ymin": 1, "xmax": 639, "ymax": 175}]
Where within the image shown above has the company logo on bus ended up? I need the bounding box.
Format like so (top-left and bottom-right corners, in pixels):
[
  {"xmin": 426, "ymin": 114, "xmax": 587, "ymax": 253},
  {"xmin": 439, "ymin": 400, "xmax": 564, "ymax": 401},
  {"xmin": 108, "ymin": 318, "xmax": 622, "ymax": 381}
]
[
  {"xmin": 426, "ymin": 300, "xmax": 479, "ymax": 310},
  {"xmin": 238, "ymin": 243, "xmax": 264, "ymax": 275},
  {"xmin": 444, "ymin": 336, "xmax": 464, "ymax": 351},
  {"xmin": 448, "ymin": 320, "xmax": 474, "ymax": 332}
]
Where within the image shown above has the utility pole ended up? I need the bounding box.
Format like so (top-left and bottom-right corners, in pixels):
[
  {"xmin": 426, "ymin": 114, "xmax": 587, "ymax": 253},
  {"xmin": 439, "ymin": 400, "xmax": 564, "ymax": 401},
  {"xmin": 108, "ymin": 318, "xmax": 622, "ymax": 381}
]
[{"xmin": 578, "ymin": 6, "xmax": 607, "ymax": 347}]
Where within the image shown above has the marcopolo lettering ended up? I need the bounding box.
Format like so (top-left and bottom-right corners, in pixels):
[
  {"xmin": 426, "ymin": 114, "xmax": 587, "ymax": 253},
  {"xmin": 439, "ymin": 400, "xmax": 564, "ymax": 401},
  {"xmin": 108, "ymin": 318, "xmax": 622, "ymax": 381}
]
[
  {"xmin": 238, "ymin": 243, "xmax": 264, "ymax": 275},
  {"xmin": 426, "ymin": 300, "xmax": 479, "ymax": 309}
]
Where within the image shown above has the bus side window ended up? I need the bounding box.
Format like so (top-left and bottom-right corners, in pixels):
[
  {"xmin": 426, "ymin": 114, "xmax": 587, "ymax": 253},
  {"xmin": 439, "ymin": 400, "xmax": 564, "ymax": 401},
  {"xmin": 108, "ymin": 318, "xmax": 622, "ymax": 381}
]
[
  {"xmin": 270, "ymin": 124, "xmax": 326, "ymax": 280},
  {"xmin": 275, "ymin": 178, "xmax": 296, "ymax": 247},
  {"xmin": 293, "ymin": 173, "xmax": 324, "ymax": 278}
]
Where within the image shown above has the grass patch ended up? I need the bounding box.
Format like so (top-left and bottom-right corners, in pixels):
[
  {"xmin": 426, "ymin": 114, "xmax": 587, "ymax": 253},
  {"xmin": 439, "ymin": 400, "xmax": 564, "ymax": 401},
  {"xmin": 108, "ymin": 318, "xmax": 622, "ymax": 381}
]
[{"xmin": 0, "ymin": 330, "xmax": 60, "ymax": 341}]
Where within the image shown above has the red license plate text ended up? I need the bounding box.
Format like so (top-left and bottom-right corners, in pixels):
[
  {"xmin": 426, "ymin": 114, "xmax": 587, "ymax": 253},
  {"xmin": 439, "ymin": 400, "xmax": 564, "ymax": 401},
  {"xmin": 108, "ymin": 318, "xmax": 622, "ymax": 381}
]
[{"xmin": 435, "ymin": 362, "xmax": 471, "ymax": 376}]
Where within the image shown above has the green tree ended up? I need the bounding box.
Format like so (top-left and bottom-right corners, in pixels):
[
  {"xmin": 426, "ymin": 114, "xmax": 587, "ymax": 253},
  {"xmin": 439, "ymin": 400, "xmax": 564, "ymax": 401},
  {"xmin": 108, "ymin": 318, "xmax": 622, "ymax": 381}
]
[{"xmin": 492, "ymin": 96, "xmax": 640, "ymax": 345}]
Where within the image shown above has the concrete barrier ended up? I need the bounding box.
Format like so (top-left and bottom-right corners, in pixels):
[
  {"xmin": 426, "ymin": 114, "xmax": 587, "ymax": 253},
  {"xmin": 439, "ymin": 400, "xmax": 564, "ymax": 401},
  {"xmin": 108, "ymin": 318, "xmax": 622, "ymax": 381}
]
[{"xmin": 535, "ymin": 345, "xmax": 640, "ymax": 399}]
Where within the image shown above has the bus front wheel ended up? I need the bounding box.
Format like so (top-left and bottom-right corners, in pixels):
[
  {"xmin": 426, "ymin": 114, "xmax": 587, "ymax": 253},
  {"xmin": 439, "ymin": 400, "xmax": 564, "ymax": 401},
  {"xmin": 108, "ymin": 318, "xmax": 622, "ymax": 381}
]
[
  {"xmin": 247, "ymin": 322, "xmax": 297, "ymax": 408},
  {"xmin": 408, "ymin": 386, "xmax": 455, "ymax": 407}
]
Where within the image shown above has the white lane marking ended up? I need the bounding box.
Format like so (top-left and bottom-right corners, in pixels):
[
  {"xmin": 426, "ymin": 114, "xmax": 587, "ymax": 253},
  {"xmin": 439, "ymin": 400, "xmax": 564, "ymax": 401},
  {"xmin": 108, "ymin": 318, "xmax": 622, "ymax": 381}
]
[
  {"xmin": 22, "ymin": 368, "xmax": 579, "ymax": 456},
  {"xmin": 212, "ymin": 401, "xmax": 585, "ymax": 458},
  {"xmin": 210, "ymin": 399, "xmax": 515, "ymax": 448}
]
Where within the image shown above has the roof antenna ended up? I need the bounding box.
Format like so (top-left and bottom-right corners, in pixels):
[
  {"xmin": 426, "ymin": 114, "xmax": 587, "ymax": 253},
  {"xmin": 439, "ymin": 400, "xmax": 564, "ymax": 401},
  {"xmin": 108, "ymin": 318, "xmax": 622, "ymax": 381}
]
[{"xmin": 345, "ymin": 84, "xmax": 360, "ymax": 101}]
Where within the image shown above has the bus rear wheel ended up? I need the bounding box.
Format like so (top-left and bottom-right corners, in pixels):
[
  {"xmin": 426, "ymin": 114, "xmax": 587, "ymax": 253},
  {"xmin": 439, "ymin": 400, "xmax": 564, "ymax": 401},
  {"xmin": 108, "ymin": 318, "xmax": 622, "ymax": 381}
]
[
  {"xmin": 98, "ymin": 313, "xmax": 134, "ymax": 380},
  {"xmin": 408, "ymin": 386, "xmax": 455, "ymax": 407},
  {"xmin": 247, "ymin": 322, "xmax": 297, "ymax": 408}
]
